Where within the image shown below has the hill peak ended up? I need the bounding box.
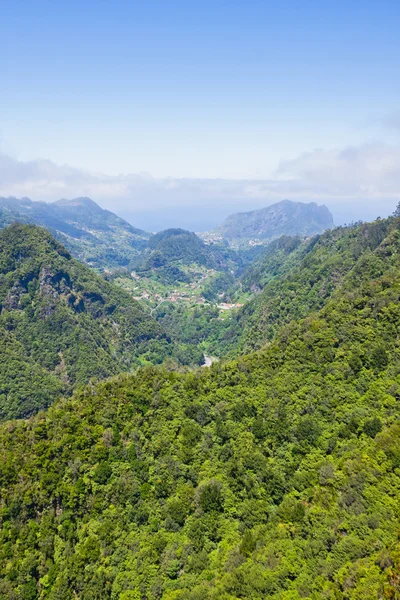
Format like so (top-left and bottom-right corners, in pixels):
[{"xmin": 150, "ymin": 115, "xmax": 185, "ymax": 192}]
[
  {"xmin": 53, "ymin": 196, "xmax": 103, "ymax": 210},
  {"xmin": 217, "ymin": 199, "xmax": 334, "ymax": 244}
]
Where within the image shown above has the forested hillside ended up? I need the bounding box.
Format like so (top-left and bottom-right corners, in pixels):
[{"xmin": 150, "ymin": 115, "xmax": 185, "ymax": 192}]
[
  {"xmin": 206, "ymin": 218, "xmax": 399, "ymax": 357},
  {"xmin": 0, "ymin": 224, "xmax": 177, "ymax": 420},
  {"xmin": 0, "ymin": 197, "xmax": 150, "ymax": 270},
  {"xmin": 1, "ymin": 216, "xmax": 400, "ymax": 598},
  {"xmin": 239, "ymin": 235, "xmax": 304, "ymax": 293},
  {"xmin": 134, "ymin": 228, "xmax": 242, "ymax": 283},
  {"xmin": 111, "ymin": 228, "xmax": 244, "ymax": 312}
]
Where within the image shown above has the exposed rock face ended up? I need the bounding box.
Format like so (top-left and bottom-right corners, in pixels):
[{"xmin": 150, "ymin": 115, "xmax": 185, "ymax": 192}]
[{"xmin": 6, "ymin": 282, "xmax": 25, "ymax": 309}]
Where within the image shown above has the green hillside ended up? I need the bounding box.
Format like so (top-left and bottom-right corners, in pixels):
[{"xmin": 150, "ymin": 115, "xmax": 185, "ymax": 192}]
[
  {"xmin": 0, "ymin": 216, "xmax": 400, "ymax": 598},
  {"xmin": 151, "ymin": 219, "xmax": 397, "ymax": 359},
  {"xmin": 135, "ymin": 228, "xmax": 242, "ymax": 283},
  {"xmin": 0, "ymin": 224, "xmax": 175, "ymax": 420},
  {"xmin": 111, "ymin": 229, "xmax": 244, "ymax": 310},
  {"xmin": 239, "ymin": 235, "xmax": 304, "ymax": 293},
  {"xmin": 206, "ymin": 218, "xmax": 398, "ymax": 357},
  {"xmin": 0, "ymin": 197, "xmax": 150, "ymax": 270}
]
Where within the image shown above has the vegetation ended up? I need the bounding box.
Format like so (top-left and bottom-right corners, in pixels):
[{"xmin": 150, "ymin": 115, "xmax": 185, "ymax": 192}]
[
  {"xmin": 215, "ymin": 199, "xmax": 334, "ymax": 246},
  {"xmin": 108, "ymin": 228, "xmax": 244, "ymax": 319},
  {"xmin": 0, "ymin": 197, "xmax": 150, "ymax": 270},
  {"xmin": 0, "ymin": 224, "xmax": 176, "ymax": 419},
  {"xmin": 239, "ymin": 235, "xmax": 303, "ymax": 293},
  {"xmin": 134, "ymin": 228, "xmax": 242, "ymax": 282},
  {"xmin": 205, "ymin": 218, "xmax": 399, "ymax": 357},
  {"xmin": 122, "ymin": 220, "xmax": 400, "ymax": 361},
  {"xmin": 154, "ymin": 303, "xmax": 221, "ymax": 349},
  {"xmin": 0, "ymin": 216, "xmax": 400, "ymax": 598}
]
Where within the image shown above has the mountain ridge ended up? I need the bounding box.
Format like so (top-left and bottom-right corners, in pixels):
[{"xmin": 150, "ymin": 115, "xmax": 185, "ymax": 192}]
[
  {"xmin": 214, "ymin": 199, "xmax": 334, "ymax": 245},
  {"xmin": 0, "ymin": 215, "xmax": 399, "ymax": 598},
  {"xmin": 0, "ymin": 196, "xmax": 150, "ymax": 270},
  {"xmin": 0, "ymin": 223, "xmax": 177, "ymax": 419}
]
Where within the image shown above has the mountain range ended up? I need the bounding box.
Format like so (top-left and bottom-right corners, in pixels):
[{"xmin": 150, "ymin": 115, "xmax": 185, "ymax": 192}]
[
  {"xmin": 0, "ymin": 211, "xmax": 399, "ymax": 598},
  {"xmin": 0, "ymin": 196, "xmax": 150, "ymax": 270},
  {"xmin": 0, "ymin": 197, "xmax": 334, "ymax": 272}
]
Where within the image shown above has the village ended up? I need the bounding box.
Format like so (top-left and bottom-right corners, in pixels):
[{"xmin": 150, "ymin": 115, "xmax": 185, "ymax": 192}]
[{"xmin": 113, "ymin": 267, "xmax": 245, "ymax": 314}]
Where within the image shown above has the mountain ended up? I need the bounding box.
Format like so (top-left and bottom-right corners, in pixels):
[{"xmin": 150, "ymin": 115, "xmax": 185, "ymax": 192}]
[
  {"xmin": 215, "ymin": 199, "xmax": 334, "ymax": 245},
  {"xmin": 0, "ymin": 196, "xmax": 150, "ymax": 270},
  {"xmin": 0, "ymin": 224, "xmax": 177, "ymax": 420},
  {"xmin": 156, "ymin": 218, "xmax": 399, "ymax": 360},
  {"xmin": 134, "ymin": 228, "xmax": 242, "ymax": 284},
  {"xmin": 147, "ymin": 229, "xmax": 218, "ymax": 266},
  {"xmin": 235, "ymin": 234, "xmax": 304, "ymax": 293},
  {"xmin": 1, "ymin": 216, "xmax": 400, "ymax": 598},
  {"xmin": 208, "ymin": 218, "xmax": 398, "ymax": 357}
]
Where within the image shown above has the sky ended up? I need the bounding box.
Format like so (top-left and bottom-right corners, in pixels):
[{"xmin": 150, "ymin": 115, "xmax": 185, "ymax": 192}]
[{"xmin": 0, "ymin": 0, "xmax": 399, "ymax": 230}]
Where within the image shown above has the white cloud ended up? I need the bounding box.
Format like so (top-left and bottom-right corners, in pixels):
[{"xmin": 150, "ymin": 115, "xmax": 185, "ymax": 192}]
[
  {"xmin": 274, "ymin": 142, "xmax": 400, "ymax": 198},
  {"xmin": 0, "ymin": 141, "xmax": 399, "ymax": 227}
]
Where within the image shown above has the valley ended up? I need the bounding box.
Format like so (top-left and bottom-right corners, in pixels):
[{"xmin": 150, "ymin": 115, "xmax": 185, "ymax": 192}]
[
  {"xmin": 112, "ymin": 266, "xmax": 245, "ymax": 312},
  {"xmin": 1, "ymin": 197, "xmax": 400, "ymax": 599},
  {"xmin": 2, "ymin": 6, "xmax": 396, "ymax": 598}
]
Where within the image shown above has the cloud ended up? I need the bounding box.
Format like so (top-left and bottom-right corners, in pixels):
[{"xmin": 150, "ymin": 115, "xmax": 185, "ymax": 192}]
[
  {"xmin": 1, "ymin": 141, "xmax": 399, "ymax": 228},
  {"xmin": 274, "ymin": 142, "xmax": 400, "ymax": 198}
]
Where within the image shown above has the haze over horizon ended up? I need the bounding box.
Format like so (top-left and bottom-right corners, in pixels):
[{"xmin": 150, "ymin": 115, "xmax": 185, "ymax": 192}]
[
  {"xmin": 1, "ymin": 0, "xmax": 399, "ymax": 230},
  {"xmin": 3, "ymin": 4, "xmax": 400, "ymax": 596}
]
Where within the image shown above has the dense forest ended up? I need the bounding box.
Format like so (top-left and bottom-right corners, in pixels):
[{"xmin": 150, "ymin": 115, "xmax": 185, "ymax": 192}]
[
  {"xmin": 133, "ymin": 228, "xmax": 243, "ymax": 284},
  {"xmin": 0, "ymin": 215, "xmax": 400, "ymax": 598},
  {"xmin": 0, "ymin": 224, "xmax": 204, "ymax": 421},
  {"xmin": 180, "ymin": 218, "xmax": 399, "ymax": 359}
]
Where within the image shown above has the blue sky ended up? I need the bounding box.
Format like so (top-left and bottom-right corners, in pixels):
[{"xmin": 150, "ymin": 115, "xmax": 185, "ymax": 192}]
[{"xmin": 0, "ymin": 0, "xmax": 399, "ymax": 228}]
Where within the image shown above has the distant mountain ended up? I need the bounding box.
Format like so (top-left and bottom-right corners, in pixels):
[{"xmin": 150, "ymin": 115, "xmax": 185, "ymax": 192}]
[
  {"xmin": 0, "ymin": 196, "xmax": 150, "ymax": 270},
  {"xmin": 0, "ymin": 224, "xmax": 176, "ymax": 420},
  {"xmin": 215, "ymin": 200, "xmax": 334, "ymax": 245},
  {"xmin": 205, "ymin": 217, "xmax": 398, "ymax": 357},
  {"xmin": 2, "ymin": 216, "xmax": 400, "ymax": 598}
]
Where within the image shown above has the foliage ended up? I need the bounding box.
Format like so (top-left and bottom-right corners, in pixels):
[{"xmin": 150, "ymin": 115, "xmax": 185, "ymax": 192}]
[
  {"xmin": 202, "ymin": 272, "xmax": 235, "ymax": 301},
  {"xmin": 1, "ymin": 217, "xmax": 400, "ymax": 597},
  {"xmin": 154, "ymin": 303, "xmax": 221, "ymax": 348},
  {"xmin": 239, "ymin": 235, "xmax": 303, "ymax": 293},
  {"xmin": 0, "ymin": 197, "xmax": 150, "ymax": 270},
  {"xmin": 0, "ymin": 224, "xmax": 177, "ymax": 419},
  {"xmin": 135, "ymin": 229, "xmax": 242, "ymax": 283},
  {"xmin": 208, "ymin": 218, "xmax": 399, "ymax": 357}
]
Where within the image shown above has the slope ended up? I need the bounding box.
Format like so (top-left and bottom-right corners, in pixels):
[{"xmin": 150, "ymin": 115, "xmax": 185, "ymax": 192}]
[
  {"xmin": 215, "ymin": 199, "xmax": 334, "ymax": 246},
  {"xmin": 135, "ymin": 228, "xmax": 242, "ymax": 280},
  {"xmin": 209, "ymin": 218, "xmax": 397, "ymax": 357},
  {"xmin": 1, "ymin": 217, "xmax": 400, "ymax": 598},
  {"xmin": 112, "ymin": 228, "xmax": 243, "ymax": 308},
  {"xmin": 0, "ymin": 224, "xmax": 174, "ymax": 420},
  {"xmin": 0, "ymin": 197, "xmax": 150, "ymax": 270}
]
